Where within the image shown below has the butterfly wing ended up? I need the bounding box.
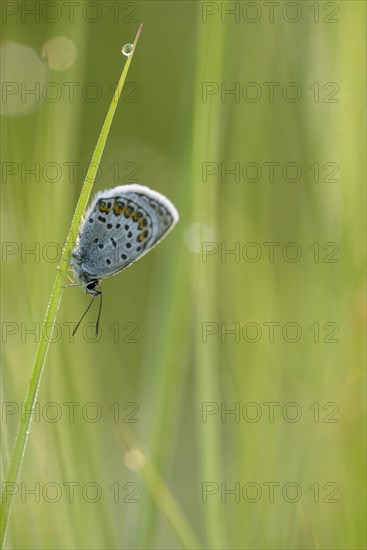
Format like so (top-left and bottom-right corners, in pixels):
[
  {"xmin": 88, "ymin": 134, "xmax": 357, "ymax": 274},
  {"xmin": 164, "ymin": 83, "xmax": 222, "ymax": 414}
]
[{"xmin": 74, "ymin": 184, "xmax": 179, "ymax": 280}]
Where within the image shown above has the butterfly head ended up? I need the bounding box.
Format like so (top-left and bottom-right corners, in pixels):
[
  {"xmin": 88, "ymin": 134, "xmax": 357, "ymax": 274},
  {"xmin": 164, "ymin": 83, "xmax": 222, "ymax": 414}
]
[{"xmin": 84, "ymin": 279, "xmax": 101, "ymax": 296}]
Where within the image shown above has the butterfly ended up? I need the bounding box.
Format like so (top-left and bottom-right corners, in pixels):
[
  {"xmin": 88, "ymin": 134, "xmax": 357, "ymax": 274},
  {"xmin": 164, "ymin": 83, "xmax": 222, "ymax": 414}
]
[{"xmin": 67, "ymin": 184, "xmax": 179, "ymax": 335}]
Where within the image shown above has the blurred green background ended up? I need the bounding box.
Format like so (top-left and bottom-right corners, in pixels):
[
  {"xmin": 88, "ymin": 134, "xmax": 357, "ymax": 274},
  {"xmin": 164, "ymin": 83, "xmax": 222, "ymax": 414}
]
[{"xmin": 1, "ymin": 1, "xmax": 366, "ymax": 549}]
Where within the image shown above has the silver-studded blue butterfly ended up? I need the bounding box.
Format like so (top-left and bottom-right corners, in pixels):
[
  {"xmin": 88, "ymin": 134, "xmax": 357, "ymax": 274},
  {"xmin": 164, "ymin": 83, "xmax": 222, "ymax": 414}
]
[{"xmin": 68, "ymin": 184, "xmax": 179, "ymax": 334}]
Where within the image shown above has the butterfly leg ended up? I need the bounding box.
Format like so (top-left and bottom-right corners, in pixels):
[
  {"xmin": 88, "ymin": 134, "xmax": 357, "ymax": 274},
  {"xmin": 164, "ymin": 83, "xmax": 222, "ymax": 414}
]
[
  {"xmin": 57, "ymin": 258, "xmax": 73, "ymax": 274},
  {"xmin": 63, "ymin": 272, "xmax": 77, "ymax": 284},
  {"xmin": 57, "ymin": 257, "xmax": 73, "ymax": 269},
  {"xmin": 57, "ymin": 258, "xmax": 79, "ymax": 287}
]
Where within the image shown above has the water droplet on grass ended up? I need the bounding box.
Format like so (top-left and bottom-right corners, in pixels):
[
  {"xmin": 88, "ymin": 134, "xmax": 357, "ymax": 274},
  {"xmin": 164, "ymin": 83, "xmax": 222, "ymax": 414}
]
[{"xmin": 122, "ymin": 43, "xmax": 133, "ymax": 57}]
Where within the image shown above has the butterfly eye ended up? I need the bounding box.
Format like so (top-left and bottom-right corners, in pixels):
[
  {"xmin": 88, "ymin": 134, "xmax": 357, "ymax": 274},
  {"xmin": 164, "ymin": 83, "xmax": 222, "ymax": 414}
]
[{"xmin": 86, "ymin": 280, "xmax": 97, "ymax": 292}]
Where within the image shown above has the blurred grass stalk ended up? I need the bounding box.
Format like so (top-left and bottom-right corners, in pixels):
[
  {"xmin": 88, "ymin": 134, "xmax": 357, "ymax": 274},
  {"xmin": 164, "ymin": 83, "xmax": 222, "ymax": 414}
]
[
  {"xmin": 134, "ymin": 12, "xmax": 228, "ymax": 549},
  {"xmin": 0, "ymin": 25, "xmax": 143, "ymax": 546},
  {"xmin": 191, "ymin": 14, "xmax": 227, "ymax": 549},
  {"xmin": 120, "ymin": 429, "xmax": 202, "ymax": 549},
  {"xmin": 140, "ymin": 458, "xmax": 201, "ymax": 549}
]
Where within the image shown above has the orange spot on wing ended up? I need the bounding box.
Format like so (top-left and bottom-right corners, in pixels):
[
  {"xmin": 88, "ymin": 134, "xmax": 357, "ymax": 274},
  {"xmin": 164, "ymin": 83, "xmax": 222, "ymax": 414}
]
[
  {"xmin": 113, "ymin": 201, "xmax": 124, "ymax": 215},
  {"xmin": 98, "ymin": 201, "xmax": 110, "ymax": 213}
]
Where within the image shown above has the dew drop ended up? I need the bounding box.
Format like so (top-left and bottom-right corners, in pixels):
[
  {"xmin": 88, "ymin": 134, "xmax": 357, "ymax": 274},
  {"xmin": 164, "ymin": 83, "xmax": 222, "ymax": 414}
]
[{"xmin": 122, "ymin": 43, "xmax": 133, "ymax": 57}]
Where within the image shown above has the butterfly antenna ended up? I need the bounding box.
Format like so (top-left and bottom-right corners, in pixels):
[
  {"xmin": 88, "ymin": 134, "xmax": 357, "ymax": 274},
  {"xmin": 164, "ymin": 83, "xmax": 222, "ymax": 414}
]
[
  {"xmin": 72, "ymin": 294, "xmax": 96, "ymax": 336},
  {"xmin": 95, "ymin": 289, "xmax": 103, "ymax": 336}
]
